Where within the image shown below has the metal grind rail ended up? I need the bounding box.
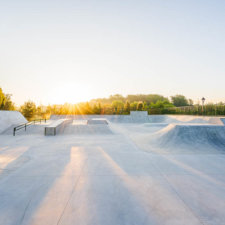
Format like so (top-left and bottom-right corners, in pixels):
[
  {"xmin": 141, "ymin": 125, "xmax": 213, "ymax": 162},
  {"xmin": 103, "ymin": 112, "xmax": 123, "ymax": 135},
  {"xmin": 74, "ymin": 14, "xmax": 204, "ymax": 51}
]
[{"xmin": 13, "ymin": 119, "xmax": 46, "ymax": 136}]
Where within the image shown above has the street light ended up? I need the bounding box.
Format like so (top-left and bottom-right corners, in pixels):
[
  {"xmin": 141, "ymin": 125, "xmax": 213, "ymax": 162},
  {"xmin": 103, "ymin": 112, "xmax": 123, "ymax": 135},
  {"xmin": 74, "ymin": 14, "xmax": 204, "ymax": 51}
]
[{"xmin": 201, "ymin": 97, "xmax": 205, "ymax": 114}]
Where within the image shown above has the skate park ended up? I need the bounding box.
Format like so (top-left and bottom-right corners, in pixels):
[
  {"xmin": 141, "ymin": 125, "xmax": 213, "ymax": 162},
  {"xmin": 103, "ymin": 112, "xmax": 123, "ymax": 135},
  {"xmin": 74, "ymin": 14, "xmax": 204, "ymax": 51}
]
[
  {"xmin": 0, "ymin": 110, "xmax": 225, "ymax": 225},
  {"xmin": 2, "ymin": 0, "xmax": 225, "ymax": 224}
]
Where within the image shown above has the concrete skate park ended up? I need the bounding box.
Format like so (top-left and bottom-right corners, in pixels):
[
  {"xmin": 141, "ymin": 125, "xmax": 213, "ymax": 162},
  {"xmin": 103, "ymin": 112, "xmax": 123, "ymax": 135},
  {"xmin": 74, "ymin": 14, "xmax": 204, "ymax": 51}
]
[{"xmin": 0, "ymin": 110, "xmax": 225, "ymax": 225}]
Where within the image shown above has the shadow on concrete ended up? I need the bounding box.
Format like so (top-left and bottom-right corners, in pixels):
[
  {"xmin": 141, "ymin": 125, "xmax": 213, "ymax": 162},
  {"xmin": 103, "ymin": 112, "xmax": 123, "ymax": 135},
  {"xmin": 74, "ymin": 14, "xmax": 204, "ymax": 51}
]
[{"xmin": 0, "ymin": 137, "xmax": 86, "ymax": 225}]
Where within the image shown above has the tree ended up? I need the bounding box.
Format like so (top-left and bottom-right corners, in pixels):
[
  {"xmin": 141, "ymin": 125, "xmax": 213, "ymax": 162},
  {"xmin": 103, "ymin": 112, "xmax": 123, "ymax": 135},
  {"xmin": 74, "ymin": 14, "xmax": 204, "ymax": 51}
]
[
  {"xmin": 188, "ymin": 99, "xmax": 194, "ymax": 106},
  {"xmin": 162, "ymin": 100, "xmax": 174, "ymax": 108},
  {"xmin": 126, "ymin": 94, "xmax": 168, "ymax": 104},
  {"xmin": 111, "ymin": 100, "xmax": 124, "ymax": 110},
  {"xmin": 171, "ymin": 95, "xmax": 189, "ymax": 107},
  {"xmin": 153, "ymin": 100, "xmax": 164, "ymax": 108},
  {"xmin": 0, "ymin": 88, "xmax": 15, "ymax": 110},
  {"xmin": 3, "ymin": 94, "xmax": 15, "ymax": 110},
  {"xmin": 130, "ymin": 101, "xmax": 138, "ymax": 110},
  {"xmin": 36, "ymin": 105, "xmax": 47, "ymax": 118},
  {"xmin": 137, "ymin": 101, "xmax": 144, "ymax": 111},
  {"xmin": 0, "ymin": 88, "xmax": 6, "ymax": 109},
  {"xmin": 109, "ymin": 94, "xmax": 125, "ymax": 102},
  {"xmin": 84, "ymin": 102, "xmax": 92, "ymax": 114},
  {"xmin": 20, "ymin": 101, "xmax": 36, "ymax": 119},
  {"xmin": 143, "ymin": 101, "xmax": 148, "ymax": 110},
  {"xmin": 92, "ymin": 103, "xmax": 102, "ymax": 114},
  {"xmin": 98, "ymin": 103, "xmax": 102, "ymax": 114},
  {"xmin": 124, "ymin": 101, "xmax": 130, "ymax": 113}
]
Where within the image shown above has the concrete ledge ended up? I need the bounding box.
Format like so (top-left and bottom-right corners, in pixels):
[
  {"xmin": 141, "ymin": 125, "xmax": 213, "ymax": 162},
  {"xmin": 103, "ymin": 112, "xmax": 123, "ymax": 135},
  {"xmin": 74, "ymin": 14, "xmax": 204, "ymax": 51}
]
[
  {"xmin": 130, "ymin": 111, "xmax": 148, "ymax": 117},
  {"xmin": 87, "ymin": 119, "xmax": 108, "ymax": 125},
  {"xmin": 45, "ymin": 119, "xmax": 72, "ymax": 136}
]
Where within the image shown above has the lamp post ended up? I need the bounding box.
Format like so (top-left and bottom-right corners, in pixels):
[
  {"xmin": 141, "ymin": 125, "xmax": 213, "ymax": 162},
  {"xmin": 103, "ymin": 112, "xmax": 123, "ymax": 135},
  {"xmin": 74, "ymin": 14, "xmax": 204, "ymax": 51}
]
[{"xmin": 201, "ymin": 97, "xmax": 205, "ymax": 114}]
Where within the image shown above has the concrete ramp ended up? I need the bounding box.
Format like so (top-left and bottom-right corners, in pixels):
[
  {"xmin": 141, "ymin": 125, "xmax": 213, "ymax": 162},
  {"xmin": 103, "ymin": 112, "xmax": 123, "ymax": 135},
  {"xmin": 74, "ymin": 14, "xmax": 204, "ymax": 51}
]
[
  {"xmin": 151, "ymin": 124, "xmax": 225, "ymax": 152},
  {"xmin": 61, "ymin": 120, "xmax": 112, "ymax": 135},
  {"xmin": 221, "ymin": 118, "xmax": 225, "ymax": 125},
  {"xmin": 0, "ymin": 111, "xmax": 27, "ymax": 134},
  {"xmin": 50, "ymin": 114, "xmax": 225, "ymax": 125}
]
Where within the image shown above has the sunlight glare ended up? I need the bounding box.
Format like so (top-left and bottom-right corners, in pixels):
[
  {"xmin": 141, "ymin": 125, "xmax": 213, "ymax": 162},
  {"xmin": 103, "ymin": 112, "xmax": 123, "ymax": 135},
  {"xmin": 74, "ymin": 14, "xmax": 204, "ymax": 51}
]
[{"xmin": 47, "ymin": 82, "xmax": 93, "ymax": 104}]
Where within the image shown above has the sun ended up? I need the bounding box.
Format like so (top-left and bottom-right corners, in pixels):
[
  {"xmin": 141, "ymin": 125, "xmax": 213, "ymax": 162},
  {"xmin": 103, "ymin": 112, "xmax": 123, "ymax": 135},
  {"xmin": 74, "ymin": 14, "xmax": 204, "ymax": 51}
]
[{"xmin": 47, "ymin": 82, "xmax": 93, "ymax": 104}]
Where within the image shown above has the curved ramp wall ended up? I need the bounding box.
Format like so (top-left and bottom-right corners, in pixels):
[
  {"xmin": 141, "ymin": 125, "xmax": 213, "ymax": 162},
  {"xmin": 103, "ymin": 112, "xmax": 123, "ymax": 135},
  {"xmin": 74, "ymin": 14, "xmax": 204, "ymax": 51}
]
[
  {"xmin": 0, "ymin": 111, "xmax": 27, "ymax": 133},
  {"xmin": 221, "ymin": 118, "xmax": 225, "ymax": 125},
  {"xmin": 151, "ymin": 124, "xmax": 225, "ymax": 151}
]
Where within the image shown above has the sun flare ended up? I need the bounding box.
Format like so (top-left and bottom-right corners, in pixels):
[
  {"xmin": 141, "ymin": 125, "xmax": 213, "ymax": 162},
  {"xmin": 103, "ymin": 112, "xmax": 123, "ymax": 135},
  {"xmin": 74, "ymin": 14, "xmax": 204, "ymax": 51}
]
[{"xmin": 47, "ymin": 82, "xmax": 93, "ymax": 104}]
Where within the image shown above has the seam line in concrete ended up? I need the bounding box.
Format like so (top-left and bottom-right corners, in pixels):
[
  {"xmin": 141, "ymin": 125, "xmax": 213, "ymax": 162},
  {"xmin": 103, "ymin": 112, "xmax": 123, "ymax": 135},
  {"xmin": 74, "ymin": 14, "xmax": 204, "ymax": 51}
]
[
  {"xmin": 19, "ymin": 181, "xmax": 47, "ymax": 225},
  {"xmin": 162, "ymin": 174, "xmax": 206, "ymax": 225},
  {"xmin": 56, "ymin": 156, "xmax": 89, "ymax": 225}
]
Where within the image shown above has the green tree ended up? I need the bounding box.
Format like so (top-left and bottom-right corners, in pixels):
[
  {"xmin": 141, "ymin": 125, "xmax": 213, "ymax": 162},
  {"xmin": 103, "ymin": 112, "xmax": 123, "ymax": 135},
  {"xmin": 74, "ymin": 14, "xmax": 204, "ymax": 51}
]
[
  {"xmin": 0, "ymin": 88, "xmax": 6, "ymax": 109},
  {"xmin": 171, "ymin": 95, "xmax": 189, "ymax": 107},
  {"xmin": 130, "ymin": 101, "xmax": 138, "ymax": 110},
  {"xmin": 36, "ymin": 105, "xmax": 47, "ymax": 118},
  {"xmin": 109, "ymin": 94, "xmax": 125, "ymax": 102},
  {"xmin": 111, "ymin": 100, "xmax": 124, "ymax": 114},
  {"xmin": 162, "ymin": 100, "xmax": 174, "ymax": 108},
  {"xmin": 98, "ymin": 103, "xmax": 102, "ymax": 114},
  {"xmin": 143, "ymin": 101, "xmax": 148, "ymax": 110},
  {"xmin": 111, "ymin": 100, "xmax": 124, "ymax": 110},
  {"xmin": 126, "ymin": 94, "xmax": 168, "ymax": 104},
  {"xmin": 188, "ymin": 99, "xmax": 194, "ymax": 106},
  {"xmin": 137, "ymin": 101, "xmax": 144, "ymax": 111},
  {"xmin": 153, "ymin": 100, "xmax": 164, "ymax": 108},
  {"xmin": 0, "ymin": 88, "xmax": 15, "ymax": 110},
  {"xmin": 20, "ymin": 101, "xmax": 36, "ymax": 119},
  {"xmin": 124, "ymin": 101, "xmax": 130, "ymax": 113},
  {"xmin": 3, "ymin": 94, "xmax": 15, "ymax": 110},
  {"xmin": 92, "ymin": 103, "xmax": 102, "ymax": 114},
  {"xmin": 84, "ymin": 102, "xmax": 92, "ymax": 114}
]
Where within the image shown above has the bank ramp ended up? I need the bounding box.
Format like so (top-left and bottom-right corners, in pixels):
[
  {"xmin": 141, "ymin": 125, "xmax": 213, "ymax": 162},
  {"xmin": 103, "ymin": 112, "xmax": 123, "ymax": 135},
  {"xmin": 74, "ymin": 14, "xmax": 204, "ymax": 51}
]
[
  {"xmin": 0, "ymin": 111, "xmax": 27, "ymax": 134},
  {"xmin": 150, "ymin": 124, "xmax": 225, "ymax": 152}
]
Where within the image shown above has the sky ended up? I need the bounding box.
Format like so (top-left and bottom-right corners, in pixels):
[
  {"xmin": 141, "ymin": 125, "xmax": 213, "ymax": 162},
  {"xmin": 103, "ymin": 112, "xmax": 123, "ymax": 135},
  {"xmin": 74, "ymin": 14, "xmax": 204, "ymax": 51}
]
[{"xmin": 0, "ymin": 0, "xmax": 225, "ymax": 106}]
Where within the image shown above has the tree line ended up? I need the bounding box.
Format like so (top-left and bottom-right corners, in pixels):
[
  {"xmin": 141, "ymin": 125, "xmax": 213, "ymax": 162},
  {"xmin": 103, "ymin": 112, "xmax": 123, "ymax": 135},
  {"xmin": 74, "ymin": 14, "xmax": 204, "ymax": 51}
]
[
  {"xmin": 0, "ymin": 87, "xmax": 224, "ymax": 119},
  {"xmin": 19, "ymin": 94, "xmax": 194, "ymax": 119}
]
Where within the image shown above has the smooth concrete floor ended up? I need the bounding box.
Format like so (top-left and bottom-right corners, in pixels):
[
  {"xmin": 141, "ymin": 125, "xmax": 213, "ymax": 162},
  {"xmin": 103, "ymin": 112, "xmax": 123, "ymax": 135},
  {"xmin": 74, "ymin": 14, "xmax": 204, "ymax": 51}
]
[{"xmin": 0, "ymin": 124, "xmax": 225, "ymax": 225}]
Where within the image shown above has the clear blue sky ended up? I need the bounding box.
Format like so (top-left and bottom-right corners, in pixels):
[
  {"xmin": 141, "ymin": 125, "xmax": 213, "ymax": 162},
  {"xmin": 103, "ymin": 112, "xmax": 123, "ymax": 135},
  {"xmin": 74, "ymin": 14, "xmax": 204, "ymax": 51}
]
[{"xmin": 0, "ymin": 0, "xmax": 225, "ymax": 105}]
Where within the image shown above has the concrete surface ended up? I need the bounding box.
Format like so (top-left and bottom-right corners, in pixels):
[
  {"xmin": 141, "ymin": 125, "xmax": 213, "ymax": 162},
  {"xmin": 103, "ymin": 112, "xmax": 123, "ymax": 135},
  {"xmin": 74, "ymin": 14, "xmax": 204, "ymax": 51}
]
[
  {"xmin": 0, "ymin": 114, "xmax": 225, "ymax": 225},
  {"xmin": 0, "ymin": 111, "xmax": 27, "ymax": 134}
]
